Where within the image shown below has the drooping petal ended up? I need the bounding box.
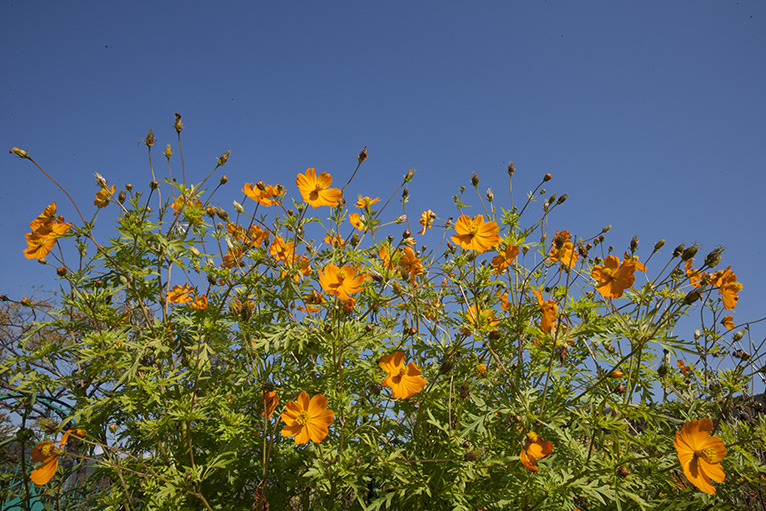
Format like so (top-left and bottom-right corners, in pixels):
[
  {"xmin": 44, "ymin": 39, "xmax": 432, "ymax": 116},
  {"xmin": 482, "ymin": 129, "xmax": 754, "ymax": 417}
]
[{"xmin": 30, "ymin": 455, "xmax": 59, "ymax": 485}]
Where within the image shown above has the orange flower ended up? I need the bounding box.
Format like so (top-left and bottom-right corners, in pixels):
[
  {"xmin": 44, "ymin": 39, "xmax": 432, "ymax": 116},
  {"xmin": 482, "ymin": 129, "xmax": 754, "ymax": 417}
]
[
  {"xmin": 296, "ymin": 168, "xmax": 342, "ymax": 208},
  {"xmin": 24, "ymin": 232, "xmax": 58, "ymax": 260},
  {"xmin": 466, "ymin": 304, "xmax": 499, "ymax": 331},
  {"xmin": 280, "ymin": 392, "xmax": 335, "ymax": 444},
  {"xmin": 30, "ymin": 429, "xmax": 83, "ymax": 485},
  {"xmin": 547, "ymin": 230, "xmax": 578, "ymax": 268},
  {"xmin": 677, "ymin": 359, "xmax": 692, "ymax": 376},
  {"xmin": 29, "ymin": 203, "xmax": 58, "ymax": 232},
  {"xmin": 591, "ymin": 255, "xmax": 640, "ymax": 299},
  {"xmin": 418, "ymin": 210, "xmax": 437, "ymax": 235},
  {"xmin": 246, "ymin": 225, "xmax": 269, "ymax": 248},
  {"xmin": 399, "ymin": 246, "xmax": 424, "ymax": 282},
  {"xmin": 168, "ymin": 284, "xmax": 194, "ymax": 304},
  {"xmin": 94, "ymin": 185, "xmax": 116, "ymax": 208},
  {"xmin": 242, "ymin": 181, "xmax": 284, "ymax": 207},
  {"xmin": 318, "ymin": 264, "xmax": 366, "ymax": 301},
  {"xmin": 711, "ymin": 266, "xmax": 742, "ymax": 311},
  {"xmin": 721, "ymin": 315, "xmax": 735, "ymax": 331},
  {"xmin": 476, "ymin": 363, "xmax": 488, "ymax": 377},
  {"xmin": 674, "ymin": 418, "xmax": 726, "ymax": 494},
  {"xmin": 520, "ymin": 432, "xmax": 553, "ymax": 472},
  {"xmin": 324, "ymin": 230, "xmax": 346, "ymax": 246},
  {"xmin": 24, "ymin": 203, "xmax": 72, "ymax": 260},
  {"xmin": 491, "ymin": 244, "xmax": 520, "ymax": 274},
  {"xmin": 531, "ymin": 289, "xmax": 557, "ymax": 334},
  {"xmin": 349, "ymin": 213, "xmax": 365, "ymax": 232},
  {"xmin": 191, "ymin": 295, "xmax": 208, "ymax": 310},
  {"xmin": 379, "ymin": 246, "xmax": 397, "ymax": 271},
  {"xmin": 379, "ymin": 351, "xmax": 427, "ymax": 399},
  {"xmin": 342, "ymin": 298, "xmax": 356, "ymax": 314},
  {"xmin": 355, "ymin": 196, "xmax": 380, "ymax": 209},
  {"xmin": 297, "ymin": 289, "xmax": 325, "ymax": 314},
  {"xmin": 170, "ymin": 195, "xmax": 203, "ymax": 218},
  {"xmin": 685, "ymin": 260, "xmax": 706, "ymax": 289},
  {"xmin": 221, "ymin": 246, "xmax": 246, "ymax": 269},
  {"xmin": 450, "ymin": 215, "xmax": 499, "ymax": 253},
  {"xmin": 497, "ymin": 291, "xmax": 511, "ymax": 312},
  {"xmin": 609, "ymin": 369, "xmax": 624, "ymax": 379},
  {"xmin": 269, "ymin": 236, "xmax": 295, "ymax": 263},
  {"xmin": 261, "ymin": 390, "xmax": 279, "ymax": 420}
]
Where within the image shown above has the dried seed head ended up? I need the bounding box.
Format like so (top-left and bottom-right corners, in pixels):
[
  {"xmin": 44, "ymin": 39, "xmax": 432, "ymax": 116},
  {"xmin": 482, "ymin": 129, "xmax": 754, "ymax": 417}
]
[
  {"xmin": 358, "ymin": 146, "xmax": 368, "ymax": 164},
  {"xmin": 144, "ymin": 129, "xmax": 155, "ymax": 148},
  {"xmin": 508, "ymin": 162, "xmax": 515, "ymax": 176},
  {"xmin": 118, "ymin": 189, "xmax": 127, "ymax": 204},
  {"xmin": 471, "ymin": 172, "xmax": 479, "ymax": 187},
  {"xmin": 217, "ymin": 150, "xmax": 231, "ymax": 166},
  {"xmin": 174, "ymin": 112, "xmax": 184, "ymax": 132},
  {"xmin": 556, "ymin": 193, "xmax": 568, "ymax": 205},
  {"xmin": 486, "ymin": 188, "xmax": 494, "ymax": 202},
  {"xmin": 630, "ymin": 235, "xmax": 639, "ymax": 252},
  {"xmin": 9, "ymin": 147, "xmax": 30, "ymax": 159},
  {"xmin": 404, "ymin": 168, "xmax": 415, "ymax": 182}
]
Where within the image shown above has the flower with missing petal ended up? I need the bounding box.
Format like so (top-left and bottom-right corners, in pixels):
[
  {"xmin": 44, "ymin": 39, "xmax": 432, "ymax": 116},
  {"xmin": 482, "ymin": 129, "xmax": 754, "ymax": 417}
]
[
  {"xmin": 711, "ymin": 266, "xmax": 742, "ymax": 311},
  {"xmin": 399, "ymin": 246, "xmax": 424, "ymax": 282},
  {"xmin": 280, "ymin": 392, "xmax": 334, "ymax": 444},
  {"xmin": 677, "ymin": 359, "xmax": 691, "ymax": 376},
  {"xmin": 418, "ymin": 210, "xmax": 437, "ymax": 235},
  {"xmin": 296, "ymin": 168, "xmax": 342, "ymax": 208},
  {"xmin": 356, "ymin": 196, "xmax": 380, "ymax": 209},
  {"xmin": 531, "ymin": 289, "xmax": 557, "ymax": 334},
  {"xmin": 721, "ymin": 315, "xmax": 735, "ymax": 330},
  {"xmin": 318, "ymin": 264, "xmax": 366, "ymax": 301},
  {"xmin": 94, "ymin": 185, "xmax": 116, "ymax": 208},
  {"xmin": 30, "ymin": 429, "xmax": 84, "ymax": 485},
  {"xmin": 491, "ymin": 244, "xmax": 520, "ymax": 274},
  {"xmin": 519, "ymin": 432, "xmax": 553, "ymax": 472},
  {"xmin": 349, "ymin": 213, "xmax": 365, "ymax": 232},
  {"xmin": 674, "ymin": 418, "xmax": 726, "ymax": 494},
  {"xmin": 242, "ymin": 181, "xmax": 284, "ymax": 207},
  {"xmin": 379, "ymin": 351, "xmax": 427, "ymax": 399},
  {"xmin": 450, "ymin": 215, "xmax": 499, "ymax": 253}
]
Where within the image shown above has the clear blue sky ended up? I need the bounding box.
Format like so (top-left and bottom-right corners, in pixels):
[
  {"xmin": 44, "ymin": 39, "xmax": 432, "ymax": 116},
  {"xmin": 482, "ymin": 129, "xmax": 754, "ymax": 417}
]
[{"xmin": 2, "ymin": 2, "xmax": 765, "ymax": 358}]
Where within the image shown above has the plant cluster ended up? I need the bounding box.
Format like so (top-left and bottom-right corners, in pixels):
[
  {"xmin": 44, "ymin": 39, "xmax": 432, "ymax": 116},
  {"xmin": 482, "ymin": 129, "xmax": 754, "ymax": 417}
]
[{"xmin": 3, "ymin": 119, "xmax": 766, "ymax": 510}]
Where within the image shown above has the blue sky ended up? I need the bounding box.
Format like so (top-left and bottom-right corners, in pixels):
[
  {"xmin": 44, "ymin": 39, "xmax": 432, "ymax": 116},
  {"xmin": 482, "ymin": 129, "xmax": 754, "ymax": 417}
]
[{"xmin": 2, "ymin": 2, "xmax": 765, "ymax": 375}]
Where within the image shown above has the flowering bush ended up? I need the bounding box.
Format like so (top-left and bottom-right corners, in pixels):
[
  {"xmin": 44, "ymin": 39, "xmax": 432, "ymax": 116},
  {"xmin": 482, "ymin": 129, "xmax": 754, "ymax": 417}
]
[{"xmin": 3, "ymin": 120, "xmax": 766, "ymax": 510}]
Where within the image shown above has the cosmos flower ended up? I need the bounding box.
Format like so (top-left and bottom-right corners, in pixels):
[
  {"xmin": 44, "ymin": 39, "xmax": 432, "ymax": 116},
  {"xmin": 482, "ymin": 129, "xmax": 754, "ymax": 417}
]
[
  {"xmin": 519, "ymin": 432, "xmax": 553, "ymax": 472},
  {"xmin": 491, "ymin": 244, "xmax": 520, "ymax": 274},
  {"xmin": 531, "ymin": 289, "xmax": 557, "ymax": 334},
  {"xmin": 418, "ymin": 210, "xmax": 437, "ymax": 235},
  {"xmin": 280, "ymin": 392, "xmax": 334, "ymax": 444},
  {"xmin": 168, "ymin": 284, "xmax": 194, "ymax": 304},
  {"xmin": 94, "ymin": 185, "xmax": 116, "ymax": 208},
  {"xmin": 242, "ymin": 181, "xmax": 284, "ymax": 207},
  {"xmin": 30, "ymin": 429, "xmax": 84, "ymax": 485},
  {"xmin": 379, "ymin": 351, "xmax": 427, "ymax": 399},
  {"xmin": 450, "ymin": 215, "xmax": 499, "ymax": 253},
  {"xmin": 318, "ymin": 264, "xmax": 366, "ymax": 301},
  {"xmin": 674, "ymin": 418, "xmax": 726, "ymax": 494},
  {"xmin": 261, "ymin": 390, "xmax": 279, "ymax": 420},
  {"xmin": 721, "ymin": 315, "xmax": 735, "ymax": 331},
  {"xmin": 591, "ymin": 255, "xmax": 640, "ymax": 299},
  {"xmin": 296, "ymin": 168, "xmax": 342, "ymax": 208},
  {"xmin": 547, "ymin": 230, "xmax": 578, "ymax": 268},
  {"xmin": 355, "ymin": 196, "xmax": 380, "ymax": 209}
]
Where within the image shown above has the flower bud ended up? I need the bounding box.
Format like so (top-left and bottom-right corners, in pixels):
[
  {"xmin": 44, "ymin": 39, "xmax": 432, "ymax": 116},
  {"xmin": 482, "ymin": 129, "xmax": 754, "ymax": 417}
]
[
  {"xmin": 395, "ymin": 215, "xmax": 406, "ymax": 224},
  {"xmin": 174, "ymin": 112, "xmax": 184, "ymax": 133},
  {"xmin": 704, "ymin": 247, "xmax": 723, "ymax": 268},
  {"xmin": 118, "ymin": 189, "xmax": 127, "ymax": 204},
  {"xmin": 556, "ymin": 193, "xmax": 568, "ymax": 205},
  {"xmin": 206, "ymin": 206, "xmax": 216, "ymax": 218},
  {"xmin": 694, "ymin": 329, "xmax": 701, "ymax": 340},
  {"xmin": 617, "ymin": 466, "xmax": 630, "ymax": 477},
  {"xmin": 125, "ymin": 183, "xmax": 133, "ymax": 191},
  {"xmin": 682, "ymin": 289, "xmax": 701, "ymax": 306},
  {"xmin": 217, "ymin": 150, "xmax": 231, "ymax": 166},
  {"xmin": 733, "ymin": 329, "xmax": 745, "ymax": 342},
  {"xmin": 471, "ymin": 172, "xmax": 479, "ymax": 187},
  {"xmin": 144, "ymin": 129, "xmax": 155, "ymax": 148},
  {"xmin": 476, "ymin": 363, "xmax": 487, "ymax": 376},
  {"xmin": 681, "ymin": 242, "xmax": 699, "ymax": 261},
  {"xmin": 358, "ymin": 146, "xmax": 368, "ymax": 164},
  {"xmin": 486, "ymin": 188, "xmax": 494, "ymax": 202},
  {"xmin": 220, "ymin": 175, "xmax": 228, "ymax": 185},
  {"xmin": 672, "ymin": 243, "xmax": 686, "ymax": 258},
  {"xmin": 543, "ymin": 173, "xmax": 552, "ymax": 182},
  {"xmin": 150, "ymin": 180, "xmax": 159, "ymax": 190},
  {"xmin": 9, "ymin": 147, "xmax": 29, "ymax": 159},
  {"xmin": 402, "ymin": 187, "xmax": 409, "ymax": 199},
  {"xmin": 507, "ymin": 162, "xmax": 515, "ymax": 176},
  {"xmin": 403, "ymin": 168, "xmax": 415, "ymax": 182},
  {"xmin": 164, "ymin": 144, "xmax": 172, "ymax": 159},
  {"xmin": 56, "ymin": 266, "xmax": 67, "ymax": 277},
  {"xmin": 216, "ymin": 208, "xmax": 229, "ymax": 221},
  {"xmin": 654, "ymin": 239, "xmax": 665, "ymax": 252},
  {"xmin": 614, "ymin": 384, "xmax": 625, "ymax": 394}
]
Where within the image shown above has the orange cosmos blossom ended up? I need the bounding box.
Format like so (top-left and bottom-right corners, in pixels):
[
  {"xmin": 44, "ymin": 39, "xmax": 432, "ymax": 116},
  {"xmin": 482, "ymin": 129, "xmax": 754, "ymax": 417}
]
[
  {"xmin": 451, "ymin": 214, "xmax": 499, "ymax": 253},
  {"xmin": 261, "ymin": 390, "xmax": 279, "ymax": 420},
  {"xmin": 547, "ymin": 230, "xmax": 578, "ymax": 267},
  {"xmin": 674, "ymin": 418, "xmax": 726, "ymax": 494},
  {"xmin": 280, "ymin": 392, "xmax": 334, "ymax": 444},
  {"xmin": 93, "ymin": 185, "xmax": 116, "ymax": 208},
  {"xmin": 531, "ymin": 289, "xmax": 557, "ymax": 334},
  {"xmin": 491, "ymin": 244, "xmax": 520, "ymax": 274},
  {"xmin": 191, "ymin": 294, "xmax": 208, "ymax": 310},
  {"xmin": 721, "ymin": 315, "xmax": 735, "ymax": 330},
  {"xmin": 269, "ymin": 236, "xmax": 295, "ymax": 263},
  {"xmin": 399, "ymin": 246, "xmax": 424, "ymax": 282},
  {"xmin": 349, "ymin": 213, "xmax": 366, "ymax": 232},
  {"xmin": 242, "ymin": 181, "xmax": 285, "ymax": 207},
  {"xmin": 168, "ymin": 284, "xmax": 194, "ymax": 304},
  {"xmin": 30, "ymin": 429, "xmax": 85, "ymax": 485},
  {"xmin": 355, "ymin": 196, "xmax": 380, "ymax": 209},
  {"xmin": 318, "ymin": 264, "xmax": 366, "ymax": 301},
  {"xmin": 418, "ymin": 209, "xmax": 437, "ymax": 235},
  {"xmin": 591, "ymin": 255, "xmax": 644, "ymax": 299},
  {"xmin": 466, "ymin": 304, "xmax": 499, "ymax": 331},
  {"xmin": 296, "ymin": 168, "xmax": 342, "ymax": 208},
  {"xmin": 379, "ymin": 351, "xmax": 427, "ymax": 399},
  {"xmin": 520, "ymin": 432, "xmax": 553, "ymax": 472},
  {"xmin": 711, "ymin": 266, "xmax": 742, "ymax": 311},
  {"xmin": 24, "ymin": 203, "xmax": 73, "ymax": 260}
]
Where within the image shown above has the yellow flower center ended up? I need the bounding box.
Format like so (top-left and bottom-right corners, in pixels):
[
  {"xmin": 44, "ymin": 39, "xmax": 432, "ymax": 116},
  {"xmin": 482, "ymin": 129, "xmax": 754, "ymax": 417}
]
[
  {"xmin": 398, "ymin": 366, "xmax": 408, "ymax": 376},
  {"xmin": 40, "ymin": 444, "xmax": 54, "ymax": 457},
  {"xmin": 696, "ymin": 447, "xmax": 720, "ymax": 464},
  {"xmin": 296, "ymin": 411, "xmax": 310, "ymax": 426},
  {"xmin": 526, "ymin": 432, "xmax": 539, "ymax": 442},
  {"xmin": 467, "ymin": 223, "xmax": 480, "ymax": 236},
  {"xmin": 600, "ymin": 267, "xmax": 614, "ymax": 279},
  {"xmin": 336, "ymin": 269, "xmax": 347, "ymax": 281}
]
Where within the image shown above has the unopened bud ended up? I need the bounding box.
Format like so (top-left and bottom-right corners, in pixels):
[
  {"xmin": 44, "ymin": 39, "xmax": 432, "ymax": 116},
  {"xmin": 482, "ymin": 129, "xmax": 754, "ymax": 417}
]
[
  {"xmin": 402, "ymin": 187, "xmax": 409, "ymax": 199},
  {"xmin": 402, "ymin": 230, "xmax": 411, "ymax": 238},
  {"xmin": 216, "ymin": 208, "xmax": 229, "ymax": 221},
  {"xmin": 118, "ymin": 190, "xmax": 126, "ymax": 204},
  {"xmin": 602, "ymin": 225, "xmax": 611, "ymax": 233},
  {"xmin": 174, "ymin": 113, "xmax": 184, "ymax": 133},
  {"xmin": 507, "ymin": 162, "xmax": 515, "ymax": 176},
  {"xmin": 471, "ymin": 172, "xmax": 479, "ymax": 187},
  {"xmin": 395, "ymin": 215, "xmax": 406, "ymax": 224},
  {"xmin": 164, "ymin": 144, "xmax": 172, "ymax": 159},
  {"xmin": 220, "ymin": 175, "xmax": 228, "ymax": 185},
  {"xmin": 358, "ymin": 146, "xmax": 367, "ymax": 164},
  {"xmin": 543, "ymin": 173, "xmax": 552, "ymax": 182},
  {"xmin": 486, "ymin": 188, "xmax": 494, "ymax": 202},
  {"xmin": 125, "ymin": 183, "xmax": 133, "ymax": 191},
  {"xmin": 9, "ymin": 147, "xmax": 30, "ymax": 159},
  {"xmin": 556, "ymin": 193, "xmax": 568, "ymax": 205},
  {"xmin": 217, "ymin": 150, "xmax": 231, "ymax": 166},
  {"xmin": 672, "ymin": 243, "xmax": 686, "ymax": 258},
  {"xmin": 617, "ymin": 466, "xmax": 629, "ymax": 477},
  {"xmin": 614, "ymin": 384, "xmax": 626, "ymax": 394},
  {"xmin": 144, "ymin": 129, "xmax": 155, "ymax": 147},
  {"xmin": 654, "ymin": 239, "xmax": 665, "ymax": 252},
  {"xmin": 733, "ymin": 329, "xmax": 745, "ymax": 342},
  {"xmin": 403, "ymin": 168, "xmax": 415, "ymax": 182},
  {"xmin": 683, "ymin": 289, "xmax": 702, "ymax": 306},
  {"xmin": 704, "ymin": 247, "xmax": 723, "ymax": 268},
  {"xmin": 150, "ymin": 180, "xmax": 159, "ymax": 190},
  {"xmin": 206, "ymin": 206, "xmax": 216, "ymax": 218},
  {"xmin": 56, "ymin": 266, "xmax": 67, "ymax": 277},
  {"xmin": 681, "ymin": 243, "xmax": 699, "ymax": 261}
]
